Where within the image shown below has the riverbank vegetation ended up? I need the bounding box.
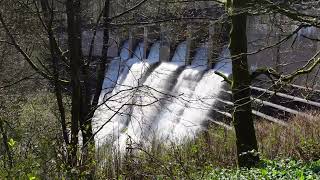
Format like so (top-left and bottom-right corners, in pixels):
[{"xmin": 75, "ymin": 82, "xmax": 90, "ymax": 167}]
[
  {"xmin": 1, "ymin": 92, "xmax": 319, "ymax": 179},
  {"xmin": 95, "ymin": 113, "xmax": 320, "ymax": 179}
]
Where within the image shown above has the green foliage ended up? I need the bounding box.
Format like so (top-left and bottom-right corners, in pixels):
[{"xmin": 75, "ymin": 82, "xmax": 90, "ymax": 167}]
[
  {"xmin": 0, "ymin": 91, "xmax": 69, "ymax": 179},
  {"xmin": 7, "ymin": 138, "xmax": 16, "ymax": 147},
  {"xmin": 298, "ymin": 139, "xmax": 320, "ymax": 161},
  {"xmin": 201, "ymin": 159, "xmax": 320, "ymax": 180}
]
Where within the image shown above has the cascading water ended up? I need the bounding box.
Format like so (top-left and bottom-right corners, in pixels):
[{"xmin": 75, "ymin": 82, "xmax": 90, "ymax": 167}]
[
  {"xmin": 147, "ymin": 41, "xmax": 160, "ymax": 62},
  {"xmin": 172, "ymin": 71, "xmax": 226, "ymax": 139},
  {"xmin": 93, "ymin": 41, "xmax": 232, "ymax": 148},
  {"xmin": 116, "ymin": 42, "xmax": 145, "ymax": 86},
  {"xmin": 93, "ymin": 42, "xmax": 160, "ymax": 145},
  {"xmin": 120, "ymin": 40, "xmax": 130, "ymax": 60},
  {"xmin": 171, "ymin": 41, "xmax": 188, "ymax": 66},
  {"xmin": 115, "ymin": 41, "xmax": 188, "ymax": 148},
  {"xmin": 214, "ymin": 47, "xmax": 232, "ymax": 75},
  {"xmin": 151, "ymin": 46, "xmax": 209, "ymax": 140},
  {"xmin": 191, "ymin": 44, "xmax": 208, "ymax": 68},
  {"xmin": 100, "ymin": 41, "xmax": 130, "ymax": 99},
  {"xmin": 171, "ymin": 47, "xmax": 231, "ymax": 140}
]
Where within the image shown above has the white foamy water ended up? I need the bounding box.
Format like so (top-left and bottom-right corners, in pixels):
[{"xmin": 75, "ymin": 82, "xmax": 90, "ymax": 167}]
[
  {"xmin": 115, "ymin": 62, "xmax": 183, "ymax": 148},
  {"xmin": 150, "ymin": 47, "xmax": 209, "ymax": 140},
  {"xmin": 99, "ymin": 41, "xmax": 132, "ymax": 100},
  {"xmin": 94, "ymin": 41, "xmax": 232, "ymax": 148},
  {"xmin": 93, "ymin": 42, "xmax": 160, "ymax": 145},
  {"xmin": 116, "ymin": 42, "xmax": 145, "ymax": 86},
  {"xmin": 151, "ymin": 68, "xmax": 205, "ymax": 139},
  {"xmin": 171, "ymin": 47, "xmax": 231, "ymax": 140},
  {"xmin": 172, "ymin": 70, "xmax": 225, "ymax": 140},
  {"xmin": 114, "ymin": 41, "xmax": 189, "ymax": 148}
]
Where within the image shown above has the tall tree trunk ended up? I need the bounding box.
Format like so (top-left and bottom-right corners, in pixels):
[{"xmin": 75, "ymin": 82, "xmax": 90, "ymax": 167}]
[
  {"xmin": 66, "ymin": 0, "xmax": 82, "ymax": 169},
  {"xmin": 229, "ymin": 0, "xmax": 259, "ymax": 168},
  {"xmin": 78, "ymin": 1, "xmax": 110, "ymax": 178},
  {"xmin": 0, "ymin": 119, "xmax": 13, "ymax": 172}
]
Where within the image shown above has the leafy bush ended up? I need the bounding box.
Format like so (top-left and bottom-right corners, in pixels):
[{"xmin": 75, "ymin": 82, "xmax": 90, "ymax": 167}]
[
  {"xmin": 201, "ymin": 159, "xmax": 320, "ymax": 180},
  {"xmin": 0, "ymin": 91, "xmax": 68, "ymax": 179}
]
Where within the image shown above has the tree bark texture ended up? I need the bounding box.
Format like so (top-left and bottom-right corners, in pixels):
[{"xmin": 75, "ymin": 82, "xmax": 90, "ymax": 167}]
[
  {"xmin": 66, "ymin": 0, "xmax": 82, "ymax": 167},
  {"xmin": 229, "ymin": 0, "xmax": 260, "ymax": 168}
]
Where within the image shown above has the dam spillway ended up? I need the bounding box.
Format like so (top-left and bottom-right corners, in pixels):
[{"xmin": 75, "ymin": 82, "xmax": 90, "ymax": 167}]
[
  {"xmin": 93, "ymin": 39, "xmax": 320, "ymax": 148},
  {"xmin": 93, "ymin": 41, "xmax": 232, "ymax": 147}
]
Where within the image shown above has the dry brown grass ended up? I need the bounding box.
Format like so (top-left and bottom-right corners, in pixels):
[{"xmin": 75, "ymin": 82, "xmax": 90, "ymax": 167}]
[
  {"xmin": 256, "ymin": 111, "xmax": 320, "ymax": 161},
  {"xmin": 95, "ymin": 112, "xmax": 320, "ymax": 178}
]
